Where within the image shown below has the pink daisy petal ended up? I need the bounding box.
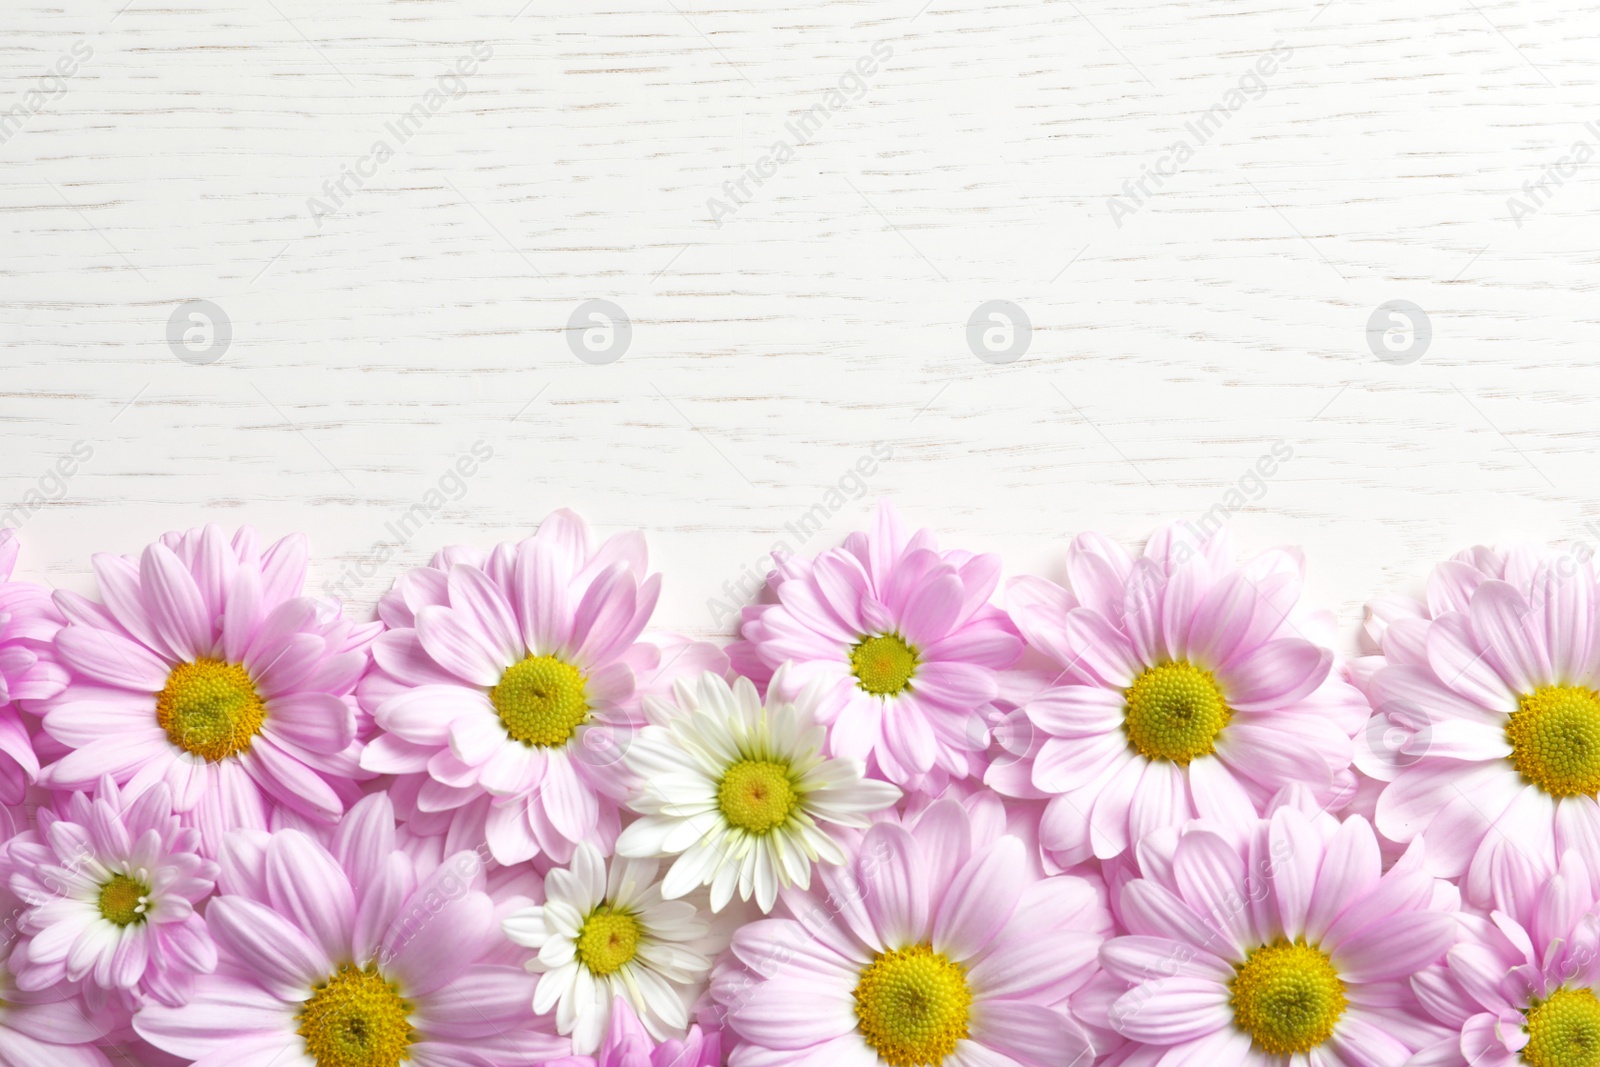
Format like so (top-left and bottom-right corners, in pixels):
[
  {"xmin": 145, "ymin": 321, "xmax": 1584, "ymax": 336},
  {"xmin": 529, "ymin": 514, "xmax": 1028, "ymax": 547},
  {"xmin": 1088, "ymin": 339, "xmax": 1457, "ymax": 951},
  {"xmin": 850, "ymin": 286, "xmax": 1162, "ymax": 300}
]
[
  {"xmin": 376, "ymin": 685, "xmax": 491, "ymax": 745},
  {"xmin": 447, "ymin": 565, "xmax": 522, "ymax": 667},
  {"xmin": 860, "ymin": 824, "xmax": 928, "ymax": 948},
  {"xmin": 262, "ymin": 691, "xmax": 355, "ymax": 752},
  {"xmin": 724, "ymin": 805, "xmax": 1106, "ymax": 1067},
  {"xmin": 731, "ymin": 505, "xmax": 1021, "ymax": 792},
  {"xmin": 140, "ymin": 543, "xmax": 214, "ymax": 662},
  {"xmin": 932, "ymin": 837, "xmax": 1024, "ymax": 961},
  {"xmin": 1425, "ymin": 612, "xmax": 1516, "ymax": 712},
  {"xmin": 1218, "ymin": 639, "xmax": 1332, "ymax": 711},
  {"xmin": 968, "ymin": 1002, "xmax": 1091, "ymax": 1067},
  {"xmin": 263, "ymin": 831, "xmax": 356, "ymax": 964},
  {"xmin": 1329, "ymin": 911, "xmax": 1457, "ymax": 982},
  {"xmin": 206, "ymin": 896, "xmax": 329, "ymax": 999},
  {"xmin": 1109, "ymin": 806, "xmax": 1457, "ymax": 1064},
  {"xmin": 54, "ymin": 627, "xmax": 169, "ymax": 690},
  {"xmin": 416, "ymin": 605, "xmax": 505, "ymax": 686},
  {"xmin": 1468, "ymin": 581, "xmax": 1549, "ymax": 697},
  {"xmin": 1110, "ymin": 978, "xmax": 1230, "ymax": 1044}
]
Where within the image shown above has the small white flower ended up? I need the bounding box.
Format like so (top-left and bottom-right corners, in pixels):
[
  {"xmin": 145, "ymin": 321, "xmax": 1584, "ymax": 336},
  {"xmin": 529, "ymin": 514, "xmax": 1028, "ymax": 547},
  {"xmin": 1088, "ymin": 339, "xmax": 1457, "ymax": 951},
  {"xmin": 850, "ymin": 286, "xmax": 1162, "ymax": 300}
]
[
  {"xmin": 616, "ymin": 667, "xmax": 902, "ymax": 912},
  {"xmin": 502, "ymin": 843, "xmax": 710, "ymax": 1054}
]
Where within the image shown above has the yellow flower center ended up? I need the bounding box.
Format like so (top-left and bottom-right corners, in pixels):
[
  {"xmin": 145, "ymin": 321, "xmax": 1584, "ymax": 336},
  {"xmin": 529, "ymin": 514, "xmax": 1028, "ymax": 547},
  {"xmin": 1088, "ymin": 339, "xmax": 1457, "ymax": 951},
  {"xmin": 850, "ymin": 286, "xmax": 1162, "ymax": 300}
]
[
  {"xmin": 574, "ymin": 904, "xmax": 641, "ymax": 977},
  {"xmin": 98, "ymin": 873, "xmax": 151, "ymax": 927},
  {"xmin": 851, "ymin": 634, "xmax": 918, "ymax": 696},
  {"xmin": 156, "ymin": 659, "xmax": 266, "ymax": 761},
  {"xmin": 296, "ymin": 963, "xmax": 414, "ymax": 1067},
  {"xmin": 490, "ymin": 654, "xmax": 589, "ymax": 747},
  {"xmin": 1524, "ymin": 986, "xmax": 1600, "ymax": 1067},
  {"xmin": 853, "ymin": 943, "xmax": 972, "ymax": 1067},
  {"xmin": 717, "ymin": 758, "xmax": 800, "ymax": 834},
  {"xmin": 1123, "ymin": 660, "xmax": 1233, "ymax": 764},
  {"xmin": 1507, "ymin": 686, "xmax": 1600, "ymax": 798},
  {"xmin": 1229, "ymin": 939, "xmax": 1347, "ymax": 1056}
]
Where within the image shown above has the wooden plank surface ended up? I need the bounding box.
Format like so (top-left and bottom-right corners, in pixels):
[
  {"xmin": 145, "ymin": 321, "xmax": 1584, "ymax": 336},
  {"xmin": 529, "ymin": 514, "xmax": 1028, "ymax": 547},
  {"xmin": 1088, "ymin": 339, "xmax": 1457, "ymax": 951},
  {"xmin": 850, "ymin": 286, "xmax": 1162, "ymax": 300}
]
[{"xmin": 3, "ymin": 0, "xmax": 1597, "ymax": 650}]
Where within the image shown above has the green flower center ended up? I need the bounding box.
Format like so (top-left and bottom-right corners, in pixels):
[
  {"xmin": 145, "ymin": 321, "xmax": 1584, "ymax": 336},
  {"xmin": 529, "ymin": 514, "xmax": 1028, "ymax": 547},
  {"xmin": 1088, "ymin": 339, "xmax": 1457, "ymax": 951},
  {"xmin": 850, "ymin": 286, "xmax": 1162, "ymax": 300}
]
[
  {"xmin": 156, "ymin": 659, "xmax": 266, "ymax": 761},
  {"xmin": 717, "ymin": 758, "xmax": 800, "ymax": 834},
  {"xmin": 296, "ymin": 963, "xmax": 414, "ymax": 1067},
  {"xmin": 1524, "ymin": 986, "xmax": 1600, "ymax": 1067},
  {"xmin": 490, "ymin": 654, "xmax": 589, "ymax": 747},
  {"xmin": 851, "ymin": 633, "xmax": 918, "ymax": 696},
  {"xmin": 1508, "ymin": 685, "xmax": 1600, "ymax": 798},
  {"xmin": 853, "ymin": 943, "xmax": 972, "ymax": 1067},
  {"xmin": 1123, "ymin": 660, "xmax": 1232, "ymax": 764},
  {"xmin": 1229, "ymin": 939, "xmax": 1347, "ymax": 1056},
  {"xmin": 575, "ymin": 904, "xmax": 641, "ymax": 977},
  {"xmin": 98, "ymin": 873, "xmax": 151, "ymax": 927}
]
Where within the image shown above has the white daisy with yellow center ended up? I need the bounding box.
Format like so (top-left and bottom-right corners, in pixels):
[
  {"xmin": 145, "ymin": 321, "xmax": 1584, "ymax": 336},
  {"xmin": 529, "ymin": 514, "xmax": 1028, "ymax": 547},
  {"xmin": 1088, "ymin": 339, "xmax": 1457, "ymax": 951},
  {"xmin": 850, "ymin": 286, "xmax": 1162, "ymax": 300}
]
[
  {"xmin": 502, "ymin": 844, "xmax": 711, "ymax": 1055},
  {"xmin": 616, "ymin": 668, "xmax": 902, "ymax": 912}
]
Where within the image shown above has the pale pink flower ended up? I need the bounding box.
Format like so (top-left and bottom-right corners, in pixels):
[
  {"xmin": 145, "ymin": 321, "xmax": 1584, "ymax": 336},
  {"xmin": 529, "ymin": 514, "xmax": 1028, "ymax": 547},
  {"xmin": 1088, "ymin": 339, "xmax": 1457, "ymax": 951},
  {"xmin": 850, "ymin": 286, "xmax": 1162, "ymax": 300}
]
[
  {"xmin": 542, "ymin": 997, "xmax": 722, "ymax": 1067},
  {"xmin": 1409, "ymin": 848, "xmax": 1600, "ymax": 1066},
  {"xmin": 1360, "ymin": 542, "xmax": 1600, "ymax": 902},
  {"xmin": 36, "ymin": 525, "xmax": 376, "ymax": 854},
  {"xmin": 730, "ymin": 503, "xmax": 1023, "ymax": 792},
  {"xmin": 713, "ymin": 799, "xmax": 1110, "ymax": 1067},
  {"xmin": 1094, "ymin": 799, "xmax": 1457, "ymax": 1066},
  {"xmin": 0, "ymin": 940, "xmax": 117, "ymax": 1066},
  {"xmin": 356, "ymin": 510, "xmax": 721, "ymax": 866},
  {"xmin": 0, "ymin": 791, "xmax": 118, "ymax": 1066},
  {"xmin": 0, "ymin": 529, "xmax": 68, "ymax": 802},
  {"xmin": 134, "ymin": 793, "xmax": 567, "ymax": 1067},
  {"xmin": 989, "ymin": 523, "xmax": 1367, "ymax": 865},
  {"xmin": 5, "ymin": 777, "xmax": 217, "ymax": 1008}
]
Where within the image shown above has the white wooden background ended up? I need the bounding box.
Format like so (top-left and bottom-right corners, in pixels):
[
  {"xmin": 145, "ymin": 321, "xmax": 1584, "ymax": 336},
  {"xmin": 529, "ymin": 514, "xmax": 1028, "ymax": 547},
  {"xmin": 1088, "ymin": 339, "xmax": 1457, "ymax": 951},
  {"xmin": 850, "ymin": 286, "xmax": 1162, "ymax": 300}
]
[{"xmin": 3, "ymin": 0, "xmax": 1598, "ymax": 653}]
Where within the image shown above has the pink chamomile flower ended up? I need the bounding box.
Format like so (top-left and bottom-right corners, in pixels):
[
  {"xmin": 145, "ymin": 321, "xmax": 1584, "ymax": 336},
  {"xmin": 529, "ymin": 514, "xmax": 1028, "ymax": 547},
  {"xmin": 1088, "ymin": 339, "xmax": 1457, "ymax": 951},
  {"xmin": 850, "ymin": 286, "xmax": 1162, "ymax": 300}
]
[
  {"xmin": 357, "ymin": 510, "xmax": 709, "ymax": 866},
  {"xmin": 0, "ymin": 920, "xmax": 117, "ymax": 1065},
  {"xmin": 4, "ymin": 776, "xmax": 217, "ymax": 1010},
  {"xmin": 730, "ymin": 502, "xmax": 1024, "ymax": 792},
  {"xmin": 1408, "ymin": 847, "xmax": 1600, "ymax": 1066},
  {"xmin": 0, "ymin": 529, "xmax": 69, "ymax": 804},
  {"xmin": 713, "ymin": 798, "xmax": 1110, "ymax": 1067},
  {"xmin": 133, "ymin": 792, "xmax": 566, "ymax": 1067},
  {"xmin": 988, "ymin": 523, "xmax": 1368, "ymax": 865},
  {"xmin": 1359, "ymin": 543, "xmax": 1600, "ymax": 903},
  {"xmin": 36, "ymin": 525, "xmax": 376, "ymax": 855},
  {"xmin": 1093, "ymin": 798, "xmax": 1458, "ymax": 1066},
  {"xmin": 543, "ymin": 997, "xmax": 722, "ymax": 1067}
]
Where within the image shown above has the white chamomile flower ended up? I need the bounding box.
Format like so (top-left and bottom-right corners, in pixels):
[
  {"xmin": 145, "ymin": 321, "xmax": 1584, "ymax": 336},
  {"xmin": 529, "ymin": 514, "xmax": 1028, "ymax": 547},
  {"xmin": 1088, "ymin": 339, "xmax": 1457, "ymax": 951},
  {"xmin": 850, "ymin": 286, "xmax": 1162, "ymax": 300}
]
[
  {"xmin": 615, "ymin": 666, "xmax": 902, "ymax": 912},
  {"xmin": 502, "ymin": 842, "xmax": 711, "ymax": 1055}
]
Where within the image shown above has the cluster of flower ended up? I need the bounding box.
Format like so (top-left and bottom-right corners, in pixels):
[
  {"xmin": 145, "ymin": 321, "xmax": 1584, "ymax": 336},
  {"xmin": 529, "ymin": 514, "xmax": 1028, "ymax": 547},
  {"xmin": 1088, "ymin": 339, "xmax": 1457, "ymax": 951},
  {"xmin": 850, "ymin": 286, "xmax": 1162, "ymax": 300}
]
[{"xmin": 0, "ymin": 505, "xmax": 1595, "ymax": 1067}]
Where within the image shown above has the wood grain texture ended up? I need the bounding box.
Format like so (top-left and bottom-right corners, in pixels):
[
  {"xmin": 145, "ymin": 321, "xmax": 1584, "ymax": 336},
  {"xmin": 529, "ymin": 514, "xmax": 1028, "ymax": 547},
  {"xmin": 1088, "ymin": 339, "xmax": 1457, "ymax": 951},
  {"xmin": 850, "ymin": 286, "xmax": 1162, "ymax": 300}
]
[{"xmin": 3, "ymin": 0, "xmax": 1598, "ymax": 651}]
